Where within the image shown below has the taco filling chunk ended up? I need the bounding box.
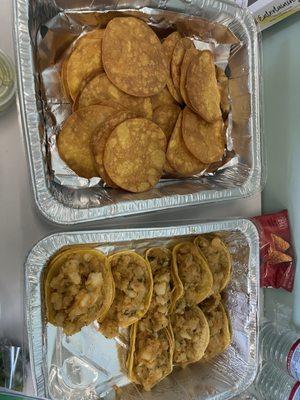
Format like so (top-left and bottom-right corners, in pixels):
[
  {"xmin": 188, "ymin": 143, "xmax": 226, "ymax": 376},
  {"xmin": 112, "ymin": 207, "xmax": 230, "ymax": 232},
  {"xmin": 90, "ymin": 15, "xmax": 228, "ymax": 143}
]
[
  {"xmin": 99, "ymin": 251, "xmax": 153, "ymax": 338},
  {"xmin": 171, "ymin": 306, "xmax": 209, "ymax": 367},
  {"xmin": 200, "ymin": 293, "xmax": 221, "ymax": 313},
  {"xmin": 128, "ymin": 317, "xmax": 174, "ymax": 391},
  {"xmin": 203, "ymin": 302, "xmax": 231, "ymax": 360},
  {"xmin": 145, "ymin": 247, "xmax": 173, "ymax": 331},
  {"xmin": 173, "ymin": 242, "xmax": 213, "ymax": 306},
  {"xmin": 45, "ymin": 248, "xmax": 114, "ymax": 336},
  {"xmin": 194, "ymin": 235, "xmax": 232, "ymax": 293}
]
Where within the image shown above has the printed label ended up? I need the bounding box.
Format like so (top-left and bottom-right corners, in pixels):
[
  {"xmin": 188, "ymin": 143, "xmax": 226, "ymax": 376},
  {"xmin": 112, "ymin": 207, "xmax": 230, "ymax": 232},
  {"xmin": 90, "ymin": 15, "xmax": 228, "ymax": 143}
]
[
  {"xmin": 289, "ymin": 382, "xmax": 300, "ymax": 400},
  {"xmin": 287, "ymin": 339, "xmax": 300, "ymax": 380}
]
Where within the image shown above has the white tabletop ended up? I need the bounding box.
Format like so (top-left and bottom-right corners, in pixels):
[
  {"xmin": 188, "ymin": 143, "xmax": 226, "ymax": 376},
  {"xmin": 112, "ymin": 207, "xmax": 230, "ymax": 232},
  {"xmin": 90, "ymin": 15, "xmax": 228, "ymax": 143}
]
[
  {"xmin": 261, "ymin": 12, "xmax": 300, "ymax": 327},
  {"xmin": 0, "ymin": 0, "xmax": 261, "ymax": 348}
]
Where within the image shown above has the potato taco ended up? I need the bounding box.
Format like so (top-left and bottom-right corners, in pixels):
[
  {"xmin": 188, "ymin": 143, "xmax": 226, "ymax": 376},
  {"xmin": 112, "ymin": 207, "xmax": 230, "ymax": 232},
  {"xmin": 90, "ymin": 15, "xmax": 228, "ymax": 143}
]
[
  {"xmin": 44, "ymin": 248, "xmax": 114, "ymax": 335},
  {"xmin": 173, "ymin": 241, "xmax": 213, "ymax": 305},
  {"xmin": 194, "ymin": 235, "xmax": 232, "ymax": 293},
  {"xmin": 171, "ymin": 306, "xmax": 209, "ymax": 367},
  {"xmin": 203, "ymin": 302, "xmax": 231, "ymax": 360},
  {"xmin": 145, "ymin": 247, "xmax": 183, "ymax": 330},
  {"xmin": 127, "ymin": 316, "xmax": 174, "ymax": 391},
  {"xmin": 99, "ymin": 251, "xmax": 153, "ymax": 338}
]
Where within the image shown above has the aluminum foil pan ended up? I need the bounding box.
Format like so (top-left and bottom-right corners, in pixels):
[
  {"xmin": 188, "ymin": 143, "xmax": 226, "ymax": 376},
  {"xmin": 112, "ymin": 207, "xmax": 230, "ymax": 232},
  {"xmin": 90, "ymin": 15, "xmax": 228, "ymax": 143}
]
[
  {"xmin": 14, "ymin": 0, "xmax": 262, "ymax": 225},
  {"xmin": 25, "ymin": 218, "xmax": 259, "ymax": 400}
]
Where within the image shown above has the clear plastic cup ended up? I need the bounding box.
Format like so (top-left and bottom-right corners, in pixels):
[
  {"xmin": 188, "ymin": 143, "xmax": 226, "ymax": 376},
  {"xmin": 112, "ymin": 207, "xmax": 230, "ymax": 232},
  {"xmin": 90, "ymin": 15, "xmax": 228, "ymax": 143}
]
[{"xmin": 0, "ymin": 49, "xmax": 16, "ymax": 113}]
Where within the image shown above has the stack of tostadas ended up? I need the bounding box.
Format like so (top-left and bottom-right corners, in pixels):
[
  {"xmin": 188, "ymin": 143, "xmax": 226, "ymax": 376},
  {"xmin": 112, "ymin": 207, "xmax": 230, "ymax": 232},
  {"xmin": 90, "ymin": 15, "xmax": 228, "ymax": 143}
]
[
  {"xmin": 57, "ymin": 16, "xmax": 229, "ymax": 193},
  {"xmin": 44, "ymin": 233, "xmax": 232, "ymax": 391}
]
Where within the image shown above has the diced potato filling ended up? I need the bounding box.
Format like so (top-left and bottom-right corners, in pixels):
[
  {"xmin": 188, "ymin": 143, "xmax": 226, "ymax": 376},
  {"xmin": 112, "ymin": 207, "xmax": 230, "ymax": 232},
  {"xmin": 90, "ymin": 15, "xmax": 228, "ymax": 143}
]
[
  {"xmin": 134, "ymin": 320, "xmax": 170, "ymax": 390},
  {"xmin": 176, "ymin": 244, "xmax": 204, "ymax": 305},
  {"xmin": 147, "ymin": 250, "xmax": 172, "ymax": 331},
  {"xmin": 196, "ymin": 237, "xmax": 228, "ymax": 291},
  {"xmin": 49, "ymin": 252, "xmax": 104, "ymax": 334},
  {"xmin": 113, "ymin": 254, "xmax": 148, "ymax": 323},
  {"xmin": 101, "ymin": 253, "xmax": 149, "ymax": 335},
  {"xmin": 200, "ymin": 293, "xmax": 221, "ymax": 313},
  {"xmin": 172, "ymin": 307, "xmax": 207, "ymax": 365},
  {"xmin": 173, "ymin": 297, "xmax": 187, "ymax": 315}
]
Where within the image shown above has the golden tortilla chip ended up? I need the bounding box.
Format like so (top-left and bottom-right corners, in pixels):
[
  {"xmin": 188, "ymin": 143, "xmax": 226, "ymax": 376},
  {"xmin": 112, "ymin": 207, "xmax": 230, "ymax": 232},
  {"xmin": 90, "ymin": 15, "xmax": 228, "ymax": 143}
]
[
  {"xmin": 206, "ymin": 148, "xmax": 235, "ymax": 174},
  {"xmin": 44, "ymin": 248, "xmax": 115, "ymax": 336},
  {"xmin": 128, "ymin": 318, "xmax": 174, "ymax": 391},
  {"xmin": 194, "ymin": 235, "xmax": 232, "ymax": 293},
  {"xmin": 57, "ymin": 105, "xmax": 116, "ymax": 179},
  {"xmin": 92, "ymin": 111, "xmax": 137, "ymax": 188},
  {"xmin": 152, "ymin": 104, "xmax": 181, "ymax": 140},
  {"xmin": 75, "ymin": 73, "xmax": 152, "ymax": 118},
  {"xmin": 186, "ymin": 51, "xmax": 222, "ymax": 122},
  {"xmin": 216, "ymin": 66, "xmax": 230, "ymax": 117},
  {"xmin": 104, "ymin": 118, "xmax": 167, "ymax": 192},
  {"xmin": 102, "ymin": 17, "xmax": 168, "ymax": 97},
  {"xmin": 271, "ymin": 233, "xmax": 290, "ymax": 252},
  {"xmin": 162, "ymin": 32, "xmax": 183, "ymax": 103},
  {"xmin": 67, "ymin": 29, "xmax": 105, "ymax": 100},
  {"xmin": 171, "ymin": 38, "xmax": 194, "ymax": 96},
  {"xmin": 182, "ymin": 107, "xmax": 225, "ymax": 164},
  {"xmin": 151, "ymin": 86, "xmax": 177, "ymax": 110},
  {"xmin": 60, "ymin": 56, "xmax": 71, "ymax": 101},
  {"xmin": 162, "ymin": 32, "xmax": 181, "ymax": 65},
  {"xmin": 268, "ymin": 250, "xmax": 292, "ymax": 264},
  {"xmin": 173, "ymin": 242, "xmax": 213, "ymax": 305},
  {"xmin": 203, "ymin": 302, "xmax": 231, "ymax": 360},
  {"xmin": 164, "ymin": 159, "xmax": 177, "ymax": 175},
  {"xmin": 167, "ymin": 78, "xmax": 183, "ymax": 104},
  {"xmin": 171, "ymin": 306, "xmax": 209, "ymax": 367},
  {"xmin": 99, "ymin": 251, "xmax": 153, "ymax": 338},
  {"xmin": 180, "ymin": 48, "xmax": 198, "ymax": 106},
  {"xmin": 166, "ymin": 112, "xmax": 207, "ymax": 176}
]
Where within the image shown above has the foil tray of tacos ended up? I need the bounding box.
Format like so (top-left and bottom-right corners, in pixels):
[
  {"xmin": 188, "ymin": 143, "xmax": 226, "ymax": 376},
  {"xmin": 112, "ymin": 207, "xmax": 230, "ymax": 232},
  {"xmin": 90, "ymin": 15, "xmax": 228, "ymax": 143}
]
[
  {"xmin": 15, "ymin": 0, "xmax": 262, "ymax": 224},
  {"xmin": 25, "ymin": 219, "xmax": 259, "ymax": 399}
]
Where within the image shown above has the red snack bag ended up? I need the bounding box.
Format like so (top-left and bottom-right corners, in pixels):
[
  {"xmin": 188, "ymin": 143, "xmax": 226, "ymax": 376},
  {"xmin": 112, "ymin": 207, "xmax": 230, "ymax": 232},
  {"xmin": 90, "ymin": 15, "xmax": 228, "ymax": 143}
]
[{"xmin": 251, "ymin": 210, "xmax": 295, "ymax": 292}]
